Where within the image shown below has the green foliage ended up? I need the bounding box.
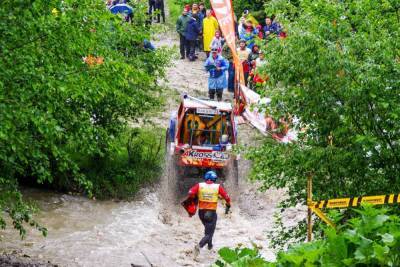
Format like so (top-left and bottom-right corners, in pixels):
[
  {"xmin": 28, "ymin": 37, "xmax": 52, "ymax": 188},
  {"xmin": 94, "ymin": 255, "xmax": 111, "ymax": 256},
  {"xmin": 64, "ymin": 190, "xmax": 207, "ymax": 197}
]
[
  {"xmin": 167, "ymin": 0, "xmax": 183, "ymax": 26},
  {"xmin": 213, "ymin": 246, "xmax": 271, "ymax": 267},
  {"xmin": 247, "ymin": 0, "xmax": 400, "ymax": 242},
  {"xmin": 0, "ymin": 0, "xmax": 169, "ymax": 237},
  {"xmin": 232, "ymin": 0, "xmax": 265, "ymax": 16},
  {"xmin": 86, "ymin": 127, "xmax": 165, "ymax": 199},
  {"xmin": 215, "ymin": 206, "xmax": 400, "ymax": 266},
  {"xmin": 0, "ymin": 178, "xmax": 47, "ymax": 239},
  {"xmin": 264, "ymin": 0, "xmax": 300, "ymax": 21},
  {"xmin": 266, "ymin": 212, "xmax": 309, "ymax": 250}
]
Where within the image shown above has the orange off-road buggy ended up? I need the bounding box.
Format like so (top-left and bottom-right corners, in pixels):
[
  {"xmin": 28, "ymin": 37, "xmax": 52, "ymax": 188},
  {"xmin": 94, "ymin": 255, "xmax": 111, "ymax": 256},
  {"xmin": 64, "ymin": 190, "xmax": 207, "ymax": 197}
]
[{"xmin": 165, "ymin": 95, "xmax": 239, "ymax": 192}]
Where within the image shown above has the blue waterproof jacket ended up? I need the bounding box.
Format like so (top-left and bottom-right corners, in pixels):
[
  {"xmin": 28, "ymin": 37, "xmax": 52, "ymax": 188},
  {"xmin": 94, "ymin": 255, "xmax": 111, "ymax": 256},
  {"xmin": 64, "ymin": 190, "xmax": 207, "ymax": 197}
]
[
  {"xmin": 185, "ymin": 18, "xmax": 200, "ymax": 41},
  {"xmin": 204, "ymin": 55, "xmax": 229, "ymax": 90},
  {"xmin": 263, "ymin": 22, "xmax": 280, "ymax": 37}
]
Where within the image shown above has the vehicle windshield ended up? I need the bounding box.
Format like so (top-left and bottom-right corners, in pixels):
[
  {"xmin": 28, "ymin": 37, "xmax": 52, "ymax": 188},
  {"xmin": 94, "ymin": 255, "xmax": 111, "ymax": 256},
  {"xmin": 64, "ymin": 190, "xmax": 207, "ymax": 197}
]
[
  {"xmin": 191, "ymin": 129, "xmax": 219, "ymax": 146},
  {"xmin": 179, "ymin": 109, "xmax": 233, "ymax": 146}
]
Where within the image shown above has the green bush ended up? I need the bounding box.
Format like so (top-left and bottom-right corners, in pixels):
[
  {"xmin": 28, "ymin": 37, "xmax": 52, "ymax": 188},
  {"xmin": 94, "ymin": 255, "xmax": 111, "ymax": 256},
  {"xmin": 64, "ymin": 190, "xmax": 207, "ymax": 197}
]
[
  {"xmin": 213, "ymin": 246, "xmax": 270, "ymax": 267},
  {"xmin": 167, "ymin": 0, "xmax": 184, "ymax": 25},
  {"xmin": 0, "ymin": 0, "xmax": 169, "ymax": 237},
  {"xmin": 86, "ymin": 127, "xmax": 165, "ymax": 199},
  {"xmin": 214, "ymin": 206, "xmax": 400, "ymax": 266},
  {"xmin": 232, "ymin": 0, "xmax": 265, "ymax": 16}
]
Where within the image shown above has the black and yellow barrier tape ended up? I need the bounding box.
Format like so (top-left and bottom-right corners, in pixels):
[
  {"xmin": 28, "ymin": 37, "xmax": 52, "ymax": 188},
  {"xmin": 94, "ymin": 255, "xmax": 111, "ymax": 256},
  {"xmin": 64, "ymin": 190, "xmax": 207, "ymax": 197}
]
[{"xmin": 309, "ymin": 194, "xmax": 400, "ymax": 209}]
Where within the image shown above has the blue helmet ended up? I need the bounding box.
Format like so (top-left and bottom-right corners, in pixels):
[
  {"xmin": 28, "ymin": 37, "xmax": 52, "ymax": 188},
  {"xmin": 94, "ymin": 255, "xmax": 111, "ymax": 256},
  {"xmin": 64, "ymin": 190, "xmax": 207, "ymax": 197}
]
[{"xmin": 204, "ymin": 171, "xmax": 217, "ymax": 182}]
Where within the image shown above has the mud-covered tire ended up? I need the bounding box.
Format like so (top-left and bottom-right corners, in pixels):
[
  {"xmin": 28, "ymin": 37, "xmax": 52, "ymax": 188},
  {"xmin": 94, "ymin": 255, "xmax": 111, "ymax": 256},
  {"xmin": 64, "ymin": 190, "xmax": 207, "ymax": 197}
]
[
  {"xmin": 165, "ymin": 128, "xmax": 170, "ymax": 153},
  {"xmin": 163, "ymin": 128, "xmax": 177, "ymax": 203}
]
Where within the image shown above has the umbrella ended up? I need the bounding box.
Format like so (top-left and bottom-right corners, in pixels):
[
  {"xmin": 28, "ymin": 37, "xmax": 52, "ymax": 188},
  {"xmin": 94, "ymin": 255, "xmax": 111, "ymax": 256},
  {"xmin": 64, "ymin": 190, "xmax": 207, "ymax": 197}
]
[{"xmin": 109, "ymin": 3, "xmax": 133, "ymax": 15}]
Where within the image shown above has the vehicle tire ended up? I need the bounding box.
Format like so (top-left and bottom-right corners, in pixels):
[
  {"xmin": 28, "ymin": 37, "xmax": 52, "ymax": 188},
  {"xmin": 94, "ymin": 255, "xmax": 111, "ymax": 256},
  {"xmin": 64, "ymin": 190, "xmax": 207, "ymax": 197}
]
[
  {"xmin": 165, "ymin": 128, "xmax": 170, "ymax": 152},
  {"xmin": 163, "ymin": 128, "xmax": 177, "ymax": 203}
]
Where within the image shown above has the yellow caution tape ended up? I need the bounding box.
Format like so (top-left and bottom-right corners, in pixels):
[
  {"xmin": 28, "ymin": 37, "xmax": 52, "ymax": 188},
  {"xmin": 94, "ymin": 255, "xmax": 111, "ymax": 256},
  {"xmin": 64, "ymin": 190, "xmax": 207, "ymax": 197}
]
[{"xmin": 310, "ymin": 193, "xmax": 400, "ymax": 209}]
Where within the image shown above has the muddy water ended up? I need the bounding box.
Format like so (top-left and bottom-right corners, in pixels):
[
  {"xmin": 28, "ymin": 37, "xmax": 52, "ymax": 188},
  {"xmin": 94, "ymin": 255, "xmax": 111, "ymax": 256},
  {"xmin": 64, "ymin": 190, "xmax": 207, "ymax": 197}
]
[
  {"xmin": 0, "ymin": 12, "xmax": 306, "ymax": 267},
  {"xmin": 0, "ymin": 181, "xmax": 293, "ymax": 267}
]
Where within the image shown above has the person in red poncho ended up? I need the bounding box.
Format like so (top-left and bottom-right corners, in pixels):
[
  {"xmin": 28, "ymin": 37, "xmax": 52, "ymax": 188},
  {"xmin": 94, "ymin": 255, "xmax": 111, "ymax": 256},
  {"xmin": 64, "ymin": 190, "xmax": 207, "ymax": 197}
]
[{"xmin": 187, "ymin": 171, "xmax": 231, "ymax": 257}]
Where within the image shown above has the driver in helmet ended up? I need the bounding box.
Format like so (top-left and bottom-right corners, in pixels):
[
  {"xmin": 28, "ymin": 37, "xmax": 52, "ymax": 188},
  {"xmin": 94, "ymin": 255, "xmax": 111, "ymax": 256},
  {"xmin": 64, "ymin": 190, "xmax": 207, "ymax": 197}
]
[{"xmin": 187, "ymin": 171, "xmax": 231, "ymax": 257}]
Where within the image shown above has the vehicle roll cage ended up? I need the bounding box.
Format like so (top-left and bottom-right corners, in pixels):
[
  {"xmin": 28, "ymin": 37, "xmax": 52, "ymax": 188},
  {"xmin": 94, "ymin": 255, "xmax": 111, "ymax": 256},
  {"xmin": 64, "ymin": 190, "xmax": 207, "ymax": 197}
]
[{"xmin": 188, "ymin": 109, "xmax": 226, "ymax": 147}]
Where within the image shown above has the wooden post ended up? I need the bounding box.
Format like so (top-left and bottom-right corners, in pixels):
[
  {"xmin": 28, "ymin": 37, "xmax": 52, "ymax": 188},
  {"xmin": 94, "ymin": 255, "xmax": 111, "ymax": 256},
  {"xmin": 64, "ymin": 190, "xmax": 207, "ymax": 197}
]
[{"xmin": 307, "ymin": 175, "xmax": 313, "ymax": 242}]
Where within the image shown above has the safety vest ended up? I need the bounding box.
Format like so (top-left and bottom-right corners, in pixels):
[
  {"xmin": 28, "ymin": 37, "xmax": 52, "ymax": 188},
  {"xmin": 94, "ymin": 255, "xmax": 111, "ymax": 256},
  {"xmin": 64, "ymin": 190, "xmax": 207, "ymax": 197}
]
[{"xmin": 198, "ymin": 182, "xmax": 220, "ymax": 210}]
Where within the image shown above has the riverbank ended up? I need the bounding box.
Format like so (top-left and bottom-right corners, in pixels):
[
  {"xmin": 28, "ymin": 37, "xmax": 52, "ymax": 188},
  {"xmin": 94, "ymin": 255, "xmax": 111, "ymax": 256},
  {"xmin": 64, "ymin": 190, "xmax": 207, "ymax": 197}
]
[{"xmin": 0, "ymin": 250, "xmax": 56, "ymax": 267}]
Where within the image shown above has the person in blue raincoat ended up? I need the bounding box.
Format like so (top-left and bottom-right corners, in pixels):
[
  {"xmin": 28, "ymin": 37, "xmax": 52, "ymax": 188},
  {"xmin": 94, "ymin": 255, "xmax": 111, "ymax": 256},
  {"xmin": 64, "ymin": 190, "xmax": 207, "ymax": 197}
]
[
  {"xmin": 204, "ymin": 46, "xmax": 229, "ymax": 101},
  {"xmin": 239, "ymin": 23, "xmax": 258, "ymax": 50}
]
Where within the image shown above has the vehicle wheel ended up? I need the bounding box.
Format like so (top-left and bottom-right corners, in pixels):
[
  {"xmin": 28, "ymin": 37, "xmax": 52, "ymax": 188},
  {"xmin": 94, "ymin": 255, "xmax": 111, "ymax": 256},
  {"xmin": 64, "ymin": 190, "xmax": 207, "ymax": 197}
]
[
  {"xmin": 163, "ymin": 128, "xmax": 177, "ymax": 202},
  {"xmin": 165, "ymin": 128, "xmax": 170, "ymax": 153}
]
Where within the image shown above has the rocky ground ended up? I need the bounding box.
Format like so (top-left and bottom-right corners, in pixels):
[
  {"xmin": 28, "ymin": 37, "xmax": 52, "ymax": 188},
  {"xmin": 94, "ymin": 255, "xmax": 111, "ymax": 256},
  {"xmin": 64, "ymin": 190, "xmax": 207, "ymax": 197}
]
[{"xmin": 0, "ymin": 251, "xmax": 56, "ymax": 267}]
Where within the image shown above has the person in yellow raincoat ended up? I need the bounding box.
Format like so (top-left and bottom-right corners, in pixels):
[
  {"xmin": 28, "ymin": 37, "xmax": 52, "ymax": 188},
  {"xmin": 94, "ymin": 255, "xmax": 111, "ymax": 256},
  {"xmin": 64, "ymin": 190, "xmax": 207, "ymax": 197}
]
[{"xmin": 202, "ymin": 9, "xmax": 219, "ymax": 57}]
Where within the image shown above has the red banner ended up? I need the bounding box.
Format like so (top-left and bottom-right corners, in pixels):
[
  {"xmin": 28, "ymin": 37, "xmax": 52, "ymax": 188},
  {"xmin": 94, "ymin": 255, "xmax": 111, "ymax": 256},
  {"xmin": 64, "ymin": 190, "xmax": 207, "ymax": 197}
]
[
  {"xmin": 209, "ymin": 0, "xmax": 236, "ymax": 53},
  {"xmin": 209, "ymin": 0, "xmax": 244, "ymax": 84},
  {"xmin": 209, "ymin": 1, "xmax": 296, "ymax": 143},
  {"xmin": 210, "ymin": 0, "xmax": 246, "ymax": 117}
]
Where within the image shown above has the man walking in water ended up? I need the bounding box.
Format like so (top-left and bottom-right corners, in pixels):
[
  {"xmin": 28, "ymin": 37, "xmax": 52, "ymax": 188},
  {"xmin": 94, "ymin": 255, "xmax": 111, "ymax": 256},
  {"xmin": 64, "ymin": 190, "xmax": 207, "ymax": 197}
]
[{"xmin": 187, "ymin": 171, "xmax": 231, "ymax": 257}]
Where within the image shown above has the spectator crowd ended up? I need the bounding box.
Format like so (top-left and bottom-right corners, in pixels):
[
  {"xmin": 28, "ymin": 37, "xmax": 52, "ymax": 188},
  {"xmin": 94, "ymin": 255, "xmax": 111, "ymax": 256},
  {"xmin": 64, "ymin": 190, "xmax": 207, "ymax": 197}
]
[
  {"xmin": 105, "ymin": 0, "xmax": 290, "ymax": 141},
  {"xmin": 176, "ymin": 4, "xmax": 286, "ymax": 97}
]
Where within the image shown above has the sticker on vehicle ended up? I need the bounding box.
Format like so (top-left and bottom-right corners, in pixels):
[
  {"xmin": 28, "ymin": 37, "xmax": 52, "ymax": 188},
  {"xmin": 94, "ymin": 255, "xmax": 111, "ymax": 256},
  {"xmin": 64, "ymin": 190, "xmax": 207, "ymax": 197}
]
[
  {"xmin": 196, "ymin": 108, "xmax": 219, "ymax": 115},
  {"xmin": 182, "ymin": 149, "xmax": 229, "ymax": 162}
]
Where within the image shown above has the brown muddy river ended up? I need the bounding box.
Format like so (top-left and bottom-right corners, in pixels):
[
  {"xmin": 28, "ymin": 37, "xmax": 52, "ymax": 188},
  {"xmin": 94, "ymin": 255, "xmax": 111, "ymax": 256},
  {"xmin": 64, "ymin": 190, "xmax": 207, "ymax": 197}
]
[{"xmin": 0, "ymin": 176, "xmax": 297, "ymax": 267}]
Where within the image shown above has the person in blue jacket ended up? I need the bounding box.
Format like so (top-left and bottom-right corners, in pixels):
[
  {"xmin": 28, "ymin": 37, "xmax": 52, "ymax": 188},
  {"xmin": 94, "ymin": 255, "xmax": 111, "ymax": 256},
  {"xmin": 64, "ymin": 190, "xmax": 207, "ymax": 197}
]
[
  {"xmin": 185, "ymin": 14, "xmax": 201, "ymax": 61},
  {"xmin": 204, "ymin": 47, "xmax": 229, "ymax": 101},
  {"xmin": 263, "ymin": 17, "xmax": 281, "ymax": 39},
  {"xmin": 239, "ymin": 24, "xmax": 258, "ymax": 50}
]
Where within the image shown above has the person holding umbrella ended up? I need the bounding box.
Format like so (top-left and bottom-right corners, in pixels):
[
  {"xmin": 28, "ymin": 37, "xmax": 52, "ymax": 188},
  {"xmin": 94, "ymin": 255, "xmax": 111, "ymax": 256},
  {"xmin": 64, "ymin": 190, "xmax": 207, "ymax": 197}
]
[{"xmin": 109, "ymin": 2, "xmax": 134, "ymax": 22}]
